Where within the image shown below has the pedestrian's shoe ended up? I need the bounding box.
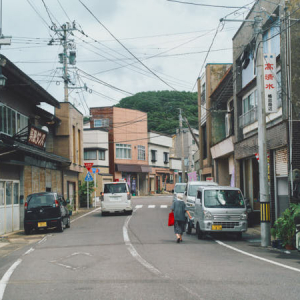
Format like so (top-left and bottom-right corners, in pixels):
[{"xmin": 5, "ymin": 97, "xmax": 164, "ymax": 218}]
[{"xmin": 177, "ymin": 238, "xmax": 180, "ymax": 243}]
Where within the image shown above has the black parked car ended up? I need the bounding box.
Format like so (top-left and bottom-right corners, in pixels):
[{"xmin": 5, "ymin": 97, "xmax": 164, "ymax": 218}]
[{"xmin": 24, "ymin": 192, "xmax": 71, "ymax": 235}]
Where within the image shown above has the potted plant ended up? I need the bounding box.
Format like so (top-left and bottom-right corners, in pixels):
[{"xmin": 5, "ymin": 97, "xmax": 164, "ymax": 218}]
[
  {"xmin": 273, "ymin": 204, "xmax": 300, "ymax": 249},
  {"xmin": 66, "ymin": 202, "xmax": 74, "ymax": 216}
]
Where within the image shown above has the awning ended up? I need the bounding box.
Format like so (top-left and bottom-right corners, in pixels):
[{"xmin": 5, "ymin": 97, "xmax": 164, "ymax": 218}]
[{"xmin": 115, "ymin": 164, "xmax": 152, "ymax": 173}]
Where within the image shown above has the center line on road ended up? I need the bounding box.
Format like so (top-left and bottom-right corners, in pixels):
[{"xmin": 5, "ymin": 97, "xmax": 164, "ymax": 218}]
[
  {"xmin": 216, "ymin": 240, "xmax": 300, "ymax": 273},
  {"xmin": 135, "ymin": 205, "xmax": 143, "ymax": 208},
  {"xmin": 0, "ymin": 259, "xmax": 22, "ymax": 300},
  {"xmin": 160, "ymin": 205, "xmax": 168, "ymax": 208},
  {"xmin": 123, "ymin": 208, "xmax": 161, "ymax": 276},
  {"xmin": 148, "ymin": 205, "xmax": 155, "ymax": 208}
]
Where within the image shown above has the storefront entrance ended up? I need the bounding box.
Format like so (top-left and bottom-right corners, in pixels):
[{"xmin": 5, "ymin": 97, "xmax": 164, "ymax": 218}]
[{"xmin": 0, "ymin": 181, "xmax": 20, "ymax": 235}]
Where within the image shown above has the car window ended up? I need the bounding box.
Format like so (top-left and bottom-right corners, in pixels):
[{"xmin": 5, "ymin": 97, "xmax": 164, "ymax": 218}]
[
  {"xmin": 104, "ymin": 183, "xmax": 127, "ymax": 194},
  {"xmin": 27, "ymin": 194, "xmax": 54, "ymax": 209},
  {"xmin": 204, "ymin": 190, "xmax": 245, "ymax": 208},
  {"xmin": 175, "ymin": 185, "xmax": 186, "ymax": 193}
]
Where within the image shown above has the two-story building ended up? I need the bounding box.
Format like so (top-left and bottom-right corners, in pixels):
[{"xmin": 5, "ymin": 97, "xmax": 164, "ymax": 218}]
[
  {"xmin": 148, "ymin": 131, "xmax": 174, "ymax": 193},
  {"xmin": 89, "ymin": 107, "xmax": 151, "ymax": 196},
  {"xmin": 0, "ymin": 54, "xmax": 77, "ymax": 235},
  {"xmin": 81, "ymin": 122, "xmax": 113, "ymax": 204}
]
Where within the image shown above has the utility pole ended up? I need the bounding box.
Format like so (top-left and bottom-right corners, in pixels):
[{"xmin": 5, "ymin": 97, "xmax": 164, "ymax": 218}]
[
  {"xmin": 49, "ymin": 22, "xmax": 81, "ymax": 103},
  {"xmin": 254, "ymin": 15, "xmax": 271, "ymax": 247},
  {"xmin": 62, "ymin": 24, "xmax": 69, "ymax": 102},
  {"xmin": 179, "ymin": 109, "xmax": 186, "ymax": 183}
]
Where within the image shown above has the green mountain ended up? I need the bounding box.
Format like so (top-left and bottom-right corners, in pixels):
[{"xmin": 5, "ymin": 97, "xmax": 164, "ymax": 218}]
[{"xmin": 115, "ymin": 91, "xmax": 198, "ymax": 135}]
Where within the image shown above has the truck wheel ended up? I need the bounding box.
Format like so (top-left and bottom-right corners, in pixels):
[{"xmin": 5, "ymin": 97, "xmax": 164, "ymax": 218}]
[
  {"xmin": 196, "ymin": 223, "xmax": 203, "ymax": 240},
  {"xmin": 186, "ymin": 221, "xmax": 192, "ymax": 234}
]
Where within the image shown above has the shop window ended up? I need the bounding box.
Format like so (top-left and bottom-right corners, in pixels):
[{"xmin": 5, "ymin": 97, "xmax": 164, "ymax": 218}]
[
  {"xmin": 116, "ymin": 144, "xmax": 132, "ymax": 159},
  {"xmin": 138, "ymin": 145, "xmax": 145, "ymax": 160},
  {"xmin": 0, "ymin": 182, "xmax": 4, "ymax": 206},
  {"xmin": 13, "ymin": 183, "xmax": 19, "ymax": 204},
  {"xmin": 6, "ymin": 182, "xmax": 12, "ymax": 205}
]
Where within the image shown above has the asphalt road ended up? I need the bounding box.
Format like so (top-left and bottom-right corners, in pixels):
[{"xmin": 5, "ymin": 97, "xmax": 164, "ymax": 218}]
[{"xmin": 1, "ymin": 195, "xmax": 300, "ymax": 300}]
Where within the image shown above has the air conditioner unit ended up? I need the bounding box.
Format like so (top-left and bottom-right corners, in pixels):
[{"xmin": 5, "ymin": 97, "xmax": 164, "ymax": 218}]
[{"xmin": 225, "ymin": 113, "xmax": 231, "ymax": 137}]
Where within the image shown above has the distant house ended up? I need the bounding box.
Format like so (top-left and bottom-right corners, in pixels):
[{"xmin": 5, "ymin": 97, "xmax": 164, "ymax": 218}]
[
  {"xmin": 89, "ymin": 106, "xmax": 151, "ymax": 196},
  {"xmin": 80, "ymin": 122, "xmax": 113, "ymax": 204},
  {"xmin": 148, "ymin": 131, "xmax": 174, "ymax": 193}
]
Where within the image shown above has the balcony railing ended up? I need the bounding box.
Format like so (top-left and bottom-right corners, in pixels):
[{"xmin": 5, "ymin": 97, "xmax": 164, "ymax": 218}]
[{"xmin": 239, "ymin": 106, "xmax": 258, "ymax": 128}]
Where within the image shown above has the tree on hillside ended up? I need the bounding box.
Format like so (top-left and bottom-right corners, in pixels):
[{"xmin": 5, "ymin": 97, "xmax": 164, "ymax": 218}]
[{"xmin": 115, "ymin": 91, "xmax": 198, "ymax": 134}]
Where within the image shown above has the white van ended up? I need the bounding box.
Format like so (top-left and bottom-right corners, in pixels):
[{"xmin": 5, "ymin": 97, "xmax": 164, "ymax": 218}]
[
  {"xmin": 194, "ymin": 186, "xmax": 248, "ymax": 239},
  {"xmin": 183, "ymin": 181, "xmax": 218, "ymax": 233},
  {"xmin": 100, "ymin": 182, "xmax": 132, "ymax": 215},
  {"xmin": 173, "ymin": 183, "xmax": 187, "ymax": 202}
]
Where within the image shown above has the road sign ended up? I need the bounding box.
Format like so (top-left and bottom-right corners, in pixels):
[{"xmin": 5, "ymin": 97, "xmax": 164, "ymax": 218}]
[
  {"xmin": 84, "ymin": 162, "xmax": 94, "ymax": 172},
  {"xmin": 92, "ymin": 168, "xmax": 100, "ymax": 174},
  {"xmin": 85, "ymin": 172, "xmax": 94, "ymax": 182}
]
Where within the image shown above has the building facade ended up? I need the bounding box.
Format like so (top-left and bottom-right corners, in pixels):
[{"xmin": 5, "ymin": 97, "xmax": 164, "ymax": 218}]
[
  {"xmin": 195, "ymin": 63, "xmax": 232, "ymax": 180},
  {"xmin": 148, "ymin": 131, "xmax": 174, "ymax": 193},
  {"xmin": 232, "ymin": 0, "xmax": 296, "ymax": 223},
  {"xmin": 0, "ymin": 55, "xmax": 73, "ymax": 235},
  {"xmin": 89, "ymin": 107, "xmax": 151, "ymax": 196},
  {"xmin": 81, "ymin": 123, "xmax": 113, "ymax": 204}
]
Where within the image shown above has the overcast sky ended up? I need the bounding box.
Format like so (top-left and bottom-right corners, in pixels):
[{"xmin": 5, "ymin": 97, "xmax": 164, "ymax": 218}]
[{"xmin": 1, "ymin": 0, "xmax": 254, "ymax": 115}]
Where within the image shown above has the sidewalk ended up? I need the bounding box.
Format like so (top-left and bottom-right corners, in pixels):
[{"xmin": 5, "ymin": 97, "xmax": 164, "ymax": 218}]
[{"xmin": 244, "ymin": 225, "xmax": 300, "ymax": 258}]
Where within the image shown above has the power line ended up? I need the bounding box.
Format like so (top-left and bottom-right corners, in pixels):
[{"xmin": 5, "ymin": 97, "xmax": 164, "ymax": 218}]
[
  {"xmin": 191, "ymin": 22, "xmax": 222, "ymax": 91},
  {"xmin": 166, "ymin": 0, "xmax": 246, "ymax": 9},
  {"xmin": 78, "ymin": 0, "xmax": 178, "ymax": 91}
]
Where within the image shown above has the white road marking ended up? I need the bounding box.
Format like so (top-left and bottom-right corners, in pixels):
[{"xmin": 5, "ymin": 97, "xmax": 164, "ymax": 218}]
[
  {"xmin": 160, "ymin": 205, "xmax": 168, "ymax": 208},
  {"xmin": 148, "ymin": 205, "xmax": 155, "ymax": 208},
  {"xmin": 123, "ymin": 208, "xmax": 161, "ymax": 276},
  {"xmin": 0, "ymin": 209, "xmax": 99, "ymax": 300},
  {"xmin": 71, "ymin": 207, "xmax": 101, "ymax": 223},
  {"xmin": 216, "ymin": 240, "xmax": 300, "ymax": 273},
  {"xmin": 135, "ymin": 205, "xmax": 143, "ymax": 209},
  {"xmin": 23, "ymin": 248, "xmax": 35, "ymax": 256},
  {"xmin": 0, "ymin": 259, "xmax": 22, "ymax": 300}
]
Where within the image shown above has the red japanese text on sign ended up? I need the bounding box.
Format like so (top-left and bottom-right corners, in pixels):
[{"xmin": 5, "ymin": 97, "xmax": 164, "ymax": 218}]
[
  {"xmin": 263, "ymin": 54, "xmax": 277, "ymax": 113},
  {"xmin": 28, "ymin": 126, "xmax": 47, "ymax": 148},
  {"xmin": 84, "ymin": 162, "xmax": 94, "ymax": 172}
]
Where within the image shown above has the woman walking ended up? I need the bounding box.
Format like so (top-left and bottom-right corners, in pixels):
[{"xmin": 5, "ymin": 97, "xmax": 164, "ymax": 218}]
[{"xmin": 171, "ymin": 194, "xmax": 192, "ymax": 243}]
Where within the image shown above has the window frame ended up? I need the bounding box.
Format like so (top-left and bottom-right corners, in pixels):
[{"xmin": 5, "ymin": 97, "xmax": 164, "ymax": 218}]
[
  {"xmin": 116, "ymin": 144, "xmax": 132, "ymax": 159},
  {"xmin": 84, "ymin": 149, "xmax": 97, "ymax": 160},
  {"xmin": 138, "ymin": 145, "xmax": 146, "ymax": 161}
]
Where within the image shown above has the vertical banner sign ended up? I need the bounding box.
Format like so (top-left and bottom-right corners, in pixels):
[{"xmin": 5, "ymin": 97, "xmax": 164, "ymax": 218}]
[{"xmin": 263, "ymin": 54, "xmax": 277, "ymax": 113}]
